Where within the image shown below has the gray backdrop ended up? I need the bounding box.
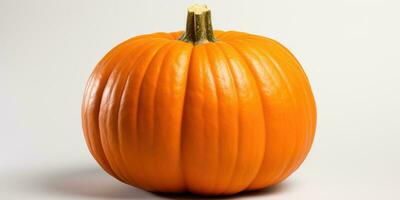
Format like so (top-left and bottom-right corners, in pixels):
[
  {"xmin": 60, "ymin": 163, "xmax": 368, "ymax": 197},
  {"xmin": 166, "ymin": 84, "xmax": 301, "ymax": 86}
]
[{"xmin": 1, "ymin": 0, "xmax": 399, "ymax": 199}]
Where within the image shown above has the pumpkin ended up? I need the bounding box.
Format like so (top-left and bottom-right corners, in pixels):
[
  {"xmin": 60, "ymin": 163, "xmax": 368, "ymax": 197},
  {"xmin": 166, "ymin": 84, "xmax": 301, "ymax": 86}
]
[{"xmin": 82, "ymin": 4, "xmax": 316, "ymax": 195}]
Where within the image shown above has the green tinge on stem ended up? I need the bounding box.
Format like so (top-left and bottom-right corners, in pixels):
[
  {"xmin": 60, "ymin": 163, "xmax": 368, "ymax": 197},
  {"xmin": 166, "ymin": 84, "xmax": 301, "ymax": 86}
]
[{"xmin": 178, "ymin": 4, "xmax": 216, "ymax": 45}]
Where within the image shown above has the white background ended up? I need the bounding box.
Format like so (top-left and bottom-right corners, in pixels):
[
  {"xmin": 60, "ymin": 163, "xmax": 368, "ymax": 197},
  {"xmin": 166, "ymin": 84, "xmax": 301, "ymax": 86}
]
[{"xmin": 1, "ymin": 0, "xmax": 399, "ymax": 199}]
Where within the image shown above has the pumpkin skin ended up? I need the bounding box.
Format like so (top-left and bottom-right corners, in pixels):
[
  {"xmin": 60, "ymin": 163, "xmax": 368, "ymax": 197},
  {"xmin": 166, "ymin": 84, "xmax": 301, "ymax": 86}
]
[{"xmin": 82, "ymin": 6, "xmax": 316, "ymax": 196}]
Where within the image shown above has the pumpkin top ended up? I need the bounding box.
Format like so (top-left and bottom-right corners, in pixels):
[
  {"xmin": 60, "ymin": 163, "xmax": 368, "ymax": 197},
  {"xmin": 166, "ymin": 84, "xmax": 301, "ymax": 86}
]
[
  {"xmin": 187, "ymin": 4, "xmax": 209, "ymax": 14},
  {"xmin": 178, "ymin": 4, "xmax": 216, "ymax": 45}
]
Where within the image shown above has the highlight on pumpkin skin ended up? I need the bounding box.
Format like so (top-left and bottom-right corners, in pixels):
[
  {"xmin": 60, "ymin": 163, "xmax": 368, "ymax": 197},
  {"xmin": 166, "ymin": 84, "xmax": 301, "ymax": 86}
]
[{"xmin": 81, "ymin": 4, "xmax": 316, "ymax": 196}]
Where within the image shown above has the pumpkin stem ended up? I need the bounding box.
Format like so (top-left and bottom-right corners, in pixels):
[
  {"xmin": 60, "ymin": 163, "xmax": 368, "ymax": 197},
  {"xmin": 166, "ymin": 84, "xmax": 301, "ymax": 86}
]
[{"xmin": 178, "ymin": 4, "xmax": 216, "ymax": 45}]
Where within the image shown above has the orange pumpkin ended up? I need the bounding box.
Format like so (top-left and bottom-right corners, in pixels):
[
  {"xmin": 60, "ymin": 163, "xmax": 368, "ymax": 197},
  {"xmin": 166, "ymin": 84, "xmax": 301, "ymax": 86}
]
[{"xmin": 82, "ymin": 4, "xmax": 316, "ymax": 195}]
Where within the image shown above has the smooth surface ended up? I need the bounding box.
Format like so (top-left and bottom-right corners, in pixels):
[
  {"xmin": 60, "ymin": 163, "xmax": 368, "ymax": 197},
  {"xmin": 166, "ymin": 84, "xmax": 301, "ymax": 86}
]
[{"xmin": 1, "ymin": 0, "xmax": 400, "ymax": 199}]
